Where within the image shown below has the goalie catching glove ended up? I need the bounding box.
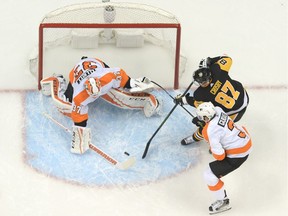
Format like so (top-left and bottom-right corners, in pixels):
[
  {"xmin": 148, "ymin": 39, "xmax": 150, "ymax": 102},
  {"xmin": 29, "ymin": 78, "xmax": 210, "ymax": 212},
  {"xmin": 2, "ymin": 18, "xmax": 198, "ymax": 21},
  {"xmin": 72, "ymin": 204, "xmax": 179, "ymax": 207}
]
[
  {"xmin": 129, "ymin": 77, "xmax": 155, "ymax": 93},
  {"xmin": 40, "ymin": 74, "xmax": 72, "ymax": 115}
]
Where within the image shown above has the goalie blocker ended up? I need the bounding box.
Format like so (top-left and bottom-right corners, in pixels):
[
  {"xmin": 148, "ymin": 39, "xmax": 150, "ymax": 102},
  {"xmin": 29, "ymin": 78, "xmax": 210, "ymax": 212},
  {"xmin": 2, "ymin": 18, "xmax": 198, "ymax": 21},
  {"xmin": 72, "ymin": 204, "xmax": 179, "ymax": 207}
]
[{"xmin": 40, "ymin": 75, "xmax": 161, "ymax": 118}]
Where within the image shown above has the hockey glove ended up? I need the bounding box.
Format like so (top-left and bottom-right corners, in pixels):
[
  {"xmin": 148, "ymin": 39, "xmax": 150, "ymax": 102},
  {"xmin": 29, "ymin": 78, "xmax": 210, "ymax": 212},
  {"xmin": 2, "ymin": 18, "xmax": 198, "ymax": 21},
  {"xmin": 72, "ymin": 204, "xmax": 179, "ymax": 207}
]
[
  {"xmin": 199, "ymin": 57, "xmax": 211, "ymax": 68},
  {"xmin": 192, "ymin": 117, "xmax": 206, "ymax": 128},
  {"xmin": 174, "ymin": 93, "xmax": 193, "ymax": 105},
  {"xmin": 184, "ymin": 93, "xmax": 195, "ymax": 105},
  {"xmin": 129, "ymin": 77, "xmax": 154, "ymax": 93},
  {"xmin": 174, "ymin": 94, "xmax": 185, "ymax": 105}
]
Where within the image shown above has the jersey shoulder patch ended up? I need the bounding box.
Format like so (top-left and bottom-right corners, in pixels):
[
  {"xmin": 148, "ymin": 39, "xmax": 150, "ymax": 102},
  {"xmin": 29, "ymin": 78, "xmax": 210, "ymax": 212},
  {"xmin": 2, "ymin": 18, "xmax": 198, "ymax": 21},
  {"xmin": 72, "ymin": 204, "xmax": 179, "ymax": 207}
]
[{"xmin": 216, "ymin": 57, "xmax": 232, "ymax": 72}]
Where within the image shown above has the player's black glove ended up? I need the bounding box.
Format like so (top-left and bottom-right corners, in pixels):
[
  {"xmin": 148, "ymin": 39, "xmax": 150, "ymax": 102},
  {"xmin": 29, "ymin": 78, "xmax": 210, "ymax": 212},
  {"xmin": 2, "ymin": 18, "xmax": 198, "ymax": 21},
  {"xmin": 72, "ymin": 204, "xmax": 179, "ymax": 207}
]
[
  {"xmin": 192, "ymin": 117, "xmax": 206, "ymax": 128},
  {"xmin": 199, "ymin": 57, "xmax": 211, "ymax": 68},
  {"xmin": 174, "ymin": 94, "xmax": 184, "ymax": 105},
  {"xmin": 174, "ymin": 93, "xmax": 194, "ymax": 106}
]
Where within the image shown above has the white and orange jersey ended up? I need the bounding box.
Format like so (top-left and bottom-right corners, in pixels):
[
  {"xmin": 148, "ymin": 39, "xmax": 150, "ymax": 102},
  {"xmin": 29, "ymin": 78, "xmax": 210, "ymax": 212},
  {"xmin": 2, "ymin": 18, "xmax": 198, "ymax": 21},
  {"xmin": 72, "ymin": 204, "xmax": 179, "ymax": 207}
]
[
  {"xmin": 68, "ymin": 58, "xmax": 129, "ymax": 123},
  {"xmin": 202, "ymin": 107, "xmax": 252, "ymax": 160}
]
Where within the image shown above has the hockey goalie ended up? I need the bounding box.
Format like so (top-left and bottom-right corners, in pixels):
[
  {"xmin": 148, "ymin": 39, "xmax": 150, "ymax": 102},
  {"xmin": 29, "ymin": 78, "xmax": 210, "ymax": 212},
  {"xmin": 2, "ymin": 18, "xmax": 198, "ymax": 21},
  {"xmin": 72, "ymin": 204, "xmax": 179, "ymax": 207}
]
[{"xmin": 40, "ymin": 57, "xmax": 162, "ymax": 154}]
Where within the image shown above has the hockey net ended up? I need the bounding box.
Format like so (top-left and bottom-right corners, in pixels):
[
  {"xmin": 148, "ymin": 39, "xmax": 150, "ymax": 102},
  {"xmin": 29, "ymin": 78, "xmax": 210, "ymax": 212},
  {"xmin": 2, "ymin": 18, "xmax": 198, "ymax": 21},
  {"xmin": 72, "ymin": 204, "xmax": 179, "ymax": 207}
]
[{"xmin": 29, "ymin": 2, "xmax": 186, "ymax": 90}]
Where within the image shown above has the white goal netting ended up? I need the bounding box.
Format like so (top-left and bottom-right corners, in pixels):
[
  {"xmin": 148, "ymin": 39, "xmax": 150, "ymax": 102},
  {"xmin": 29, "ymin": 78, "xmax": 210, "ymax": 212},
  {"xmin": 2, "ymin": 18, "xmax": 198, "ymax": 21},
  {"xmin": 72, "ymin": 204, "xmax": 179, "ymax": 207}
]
[{"xmin": 29, "ymin": 2, "xmax": 187, "ymax": 89}]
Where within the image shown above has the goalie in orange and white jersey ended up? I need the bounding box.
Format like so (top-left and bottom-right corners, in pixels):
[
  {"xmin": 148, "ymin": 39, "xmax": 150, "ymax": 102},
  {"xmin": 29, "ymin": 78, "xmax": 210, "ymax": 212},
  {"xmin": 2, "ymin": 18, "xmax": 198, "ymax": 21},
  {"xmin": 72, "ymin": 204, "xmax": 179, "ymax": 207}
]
[
  {"xmin": 40, "ymin": 57, "xmax": 161, "ymax": 154},
  {"xmin": 192, "ymin": 102, "xmax": 252, "ymax": 214}
]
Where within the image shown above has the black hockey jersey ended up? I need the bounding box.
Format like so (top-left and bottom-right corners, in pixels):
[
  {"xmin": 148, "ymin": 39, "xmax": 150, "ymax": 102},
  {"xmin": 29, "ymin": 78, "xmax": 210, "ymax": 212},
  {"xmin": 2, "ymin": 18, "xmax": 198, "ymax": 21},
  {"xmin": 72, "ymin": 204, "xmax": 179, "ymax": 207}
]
[{"xmin": 190, "ymin": 56, "xmax": 247, "ymax": 114}]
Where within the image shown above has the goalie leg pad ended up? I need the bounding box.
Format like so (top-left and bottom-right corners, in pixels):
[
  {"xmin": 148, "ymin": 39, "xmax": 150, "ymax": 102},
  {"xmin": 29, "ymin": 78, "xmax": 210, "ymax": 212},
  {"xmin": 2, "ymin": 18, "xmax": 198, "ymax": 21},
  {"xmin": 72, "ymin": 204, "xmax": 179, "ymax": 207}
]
[
  {"xmin": 40, "ymin": 74, "xmax": 72, "ymax": 115},
  {"xmin": 101, "ymin": 88, "xmax": 151, "ymax": 109},
  {"xmin": 71, "ymin": 126, "xmax": 91, "ymax": 154},
  {"xmin": 101, "ymin": 88, "xmax": 162, "ymax": 117},
  {"xmin": 143, "ymin": 95, "xmax": 162, "ymax": 117}
]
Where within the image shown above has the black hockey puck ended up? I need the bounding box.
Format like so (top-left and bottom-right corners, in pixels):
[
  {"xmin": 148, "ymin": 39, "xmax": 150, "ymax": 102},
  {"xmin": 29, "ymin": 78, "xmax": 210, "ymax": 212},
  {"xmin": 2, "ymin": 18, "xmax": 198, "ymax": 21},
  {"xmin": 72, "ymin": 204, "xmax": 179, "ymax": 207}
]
[{"xmin": 124, "ymin": 152, "xmax": 130, "ymax": 156}]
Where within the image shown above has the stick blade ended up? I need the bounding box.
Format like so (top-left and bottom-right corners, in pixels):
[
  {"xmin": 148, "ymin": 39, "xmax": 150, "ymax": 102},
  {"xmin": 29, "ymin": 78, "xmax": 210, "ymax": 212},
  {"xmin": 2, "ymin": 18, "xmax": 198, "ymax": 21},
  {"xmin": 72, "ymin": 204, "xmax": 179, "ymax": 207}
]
[
  {"xmin": 142, "ymin": 149, "xmax": 148, "ymax": 159},
  {"xmin": 142, "ymin": 139, "xmax": 152, "ymax": 159},
  {"xmin": 116, "ymin": 156, "xmax": 136, "ymax": 170}
]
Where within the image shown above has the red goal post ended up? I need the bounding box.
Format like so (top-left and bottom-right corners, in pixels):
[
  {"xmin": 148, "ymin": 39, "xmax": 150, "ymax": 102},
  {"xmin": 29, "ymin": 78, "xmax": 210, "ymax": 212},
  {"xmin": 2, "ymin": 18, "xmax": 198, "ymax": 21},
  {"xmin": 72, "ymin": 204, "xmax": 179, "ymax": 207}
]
[{"xmin": 32, "ymin": 2, "xmax": 185, "ymax": 89}]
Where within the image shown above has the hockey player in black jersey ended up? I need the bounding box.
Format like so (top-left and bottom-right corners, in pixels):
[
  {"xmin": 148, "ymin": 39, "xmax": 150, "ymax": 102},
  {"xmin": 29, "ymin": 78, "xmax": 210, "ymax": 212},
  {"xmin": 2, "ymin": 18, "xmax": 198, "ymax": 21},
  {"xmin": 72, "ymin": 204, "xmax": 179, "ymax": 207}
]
[{"xmin": 174, "ymin": 55, "xmax": 249, "ymax": 145}]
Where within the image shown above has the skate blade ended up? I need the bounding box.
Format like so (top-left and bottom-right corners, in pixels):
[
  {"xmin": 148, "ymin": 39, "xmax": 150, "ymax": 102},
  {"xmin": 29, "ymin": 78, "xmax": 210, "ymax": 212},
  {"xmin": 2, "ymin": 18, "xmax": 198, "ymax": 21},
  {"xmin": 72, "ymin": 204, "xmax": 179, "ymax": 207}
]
[{"xmin": 209, "ymin": 207, "xmax": 231, "ymax": 215}]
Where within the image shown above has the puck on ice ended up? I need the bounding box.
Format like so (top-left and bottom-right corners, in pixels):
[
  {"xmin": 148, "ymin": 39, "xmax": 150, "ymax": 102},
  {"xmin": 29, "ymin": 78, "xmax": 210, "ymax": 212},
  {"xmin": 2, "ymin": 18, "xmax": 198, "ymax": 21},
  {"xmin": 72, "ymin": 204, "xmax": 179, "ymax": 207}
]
[{"xmin": 124, "ymin": 152, "xmax": 130, "ymax": 156}]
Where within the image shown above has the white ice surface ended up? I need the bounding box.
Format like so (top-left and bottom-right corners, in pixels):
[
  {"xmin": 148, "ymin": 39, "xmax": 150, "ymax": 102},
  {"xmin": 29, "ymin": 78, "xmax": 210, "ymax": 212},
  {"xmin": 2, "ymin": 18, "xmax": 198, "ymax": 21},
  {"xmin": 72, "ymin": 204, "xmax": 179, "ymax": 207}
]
[{"xmin": 0, "ymin": 0, "xmax": 287, "ymax": 215}]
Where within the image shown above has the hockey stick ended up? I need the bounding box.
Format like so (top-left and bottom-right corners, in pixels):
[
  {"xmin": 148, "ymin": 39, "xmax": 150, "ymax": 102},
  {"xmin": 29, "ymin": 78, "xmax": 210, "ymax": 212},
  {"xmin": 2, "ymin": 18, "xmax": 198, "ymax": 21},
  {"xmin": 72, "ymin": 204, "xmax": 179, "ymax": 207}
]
[
  {"xmin": 43, "ymin": 113, "xmax": 136, "ymax": 170},
  {"xmin": 142, "ymin": 80, "xmax": 194, "ymax": 159},
  {"xmin": 151, "ymin": 80, "xmax": 195, "ymax": 118}
]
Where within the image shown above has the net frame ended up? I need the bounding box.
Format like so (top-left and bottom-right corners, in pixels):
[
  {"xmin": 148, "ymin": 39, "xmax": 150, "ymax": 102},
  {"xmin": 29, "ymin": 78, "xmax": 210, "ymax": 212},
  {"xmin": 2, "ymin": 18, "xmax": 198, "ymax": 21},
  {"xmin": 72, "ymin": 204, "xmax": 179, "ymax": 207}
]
[{"xmin": 37, "ymin": 2, "xmax": 182, "ymax": 89}]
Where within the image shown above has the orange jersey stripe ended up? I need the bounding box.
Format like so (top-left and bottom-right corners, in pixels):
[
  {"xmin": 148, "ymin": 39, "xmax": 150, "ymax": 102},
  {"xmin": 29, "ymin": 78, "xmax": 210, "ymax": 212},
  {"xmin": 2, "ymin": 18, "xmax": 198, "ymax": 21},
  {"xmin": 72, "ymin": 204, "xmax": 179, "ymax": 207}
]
[
  {"xmin": 208, "ymin": 179, "xmax": 224, "ymax": 191},
  {"xmin": 226, "ymin": 139, "xmax": 252, "ymax": 155},
  {"xmin": 100, "ymin": 73, "xmax": 117, "ymax": 86},
  {"xmin": 71, "ymin": 90, "xmax": 90, "ymax": 123},
  {"xmin": 97, "ymin": 69, "xmax": 129, "ymax": 88},
  {"xmin": 71, "ymin": 112, "xmax": 88, "ymax": 123},
  {"xmin": 202, "ymin": 123, "xmax": 210, "ymax": 142},
  {"xmin": 212, "ymin": 152, "xmax": 226, "ymax": 161},
  {"xmin": 119, "ymin": 69, "xmax": 129, "ymax": 87},
  {"xmin": 73, "ymin": 89, "xmax": 89, "ymax": 105}
]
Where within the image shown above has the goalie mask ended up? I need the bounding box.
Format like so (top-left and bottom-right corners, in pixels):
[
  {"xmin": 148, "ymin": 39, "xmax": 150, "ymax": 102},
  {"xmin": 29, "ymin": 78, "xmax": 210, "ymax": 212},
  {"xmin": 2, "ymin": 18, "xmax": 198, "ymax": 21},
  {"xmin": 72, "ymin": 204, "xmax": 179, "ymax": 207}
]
[
  {"xmin": 84, "ymin": 77, "xmax": 101, "ymax": 98},
  {"xmin": 196, "ymin": 102, "xmax": 216, "ymax": 122},
  {"xmin": 193, "ymin": 68, "xmax": 212, "ymax": 87}
]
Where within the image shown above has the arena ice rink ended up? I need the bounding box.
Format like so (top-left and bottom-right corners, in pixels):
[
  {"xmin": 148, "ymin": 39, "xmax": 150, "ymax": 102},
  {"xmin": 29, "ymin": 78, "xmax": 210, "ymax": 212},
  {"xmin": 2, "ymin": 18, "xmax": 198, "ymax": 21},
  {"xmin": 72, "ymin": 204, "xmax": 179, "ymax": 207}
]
[{"xmin": 0, "ymin": 0, "xmax": 287, "ymax": 215}]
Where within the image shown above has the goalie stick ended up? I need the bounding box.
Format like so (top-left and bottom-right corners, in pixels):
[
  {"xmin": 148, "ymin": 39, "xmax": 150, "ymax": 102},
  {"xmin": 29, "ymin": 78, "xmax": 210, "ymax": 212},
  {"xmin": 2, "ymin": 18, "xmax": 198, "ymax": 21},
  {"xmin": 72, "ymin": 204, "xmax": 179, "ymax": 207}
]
[
  {"xmin": 151, "ymin": 80, "xmax": 195, "ymax": 118},
  {"xmin": 43, "ymin": 113, "xmax": 136, "ymax": 170},
  {"xmin": 142, "ymin": 80, "xmax": 194, "ymax": 159}
]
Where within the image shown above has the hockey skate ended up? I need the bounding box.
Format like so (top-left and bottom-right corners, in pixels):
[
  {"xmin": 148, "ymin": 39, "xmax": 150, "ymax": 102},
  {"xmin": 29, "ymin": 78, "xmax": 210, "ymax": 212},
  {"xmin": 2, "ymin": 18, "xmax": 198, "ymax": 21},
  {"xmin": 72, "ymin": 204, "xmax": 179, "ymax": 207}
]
[
  {"xmin": 181, "ymin": 135, "xmax": 197, "ymax": 145},
  {"xmin": 208, "ymin": 197, "xmax": 231, "ymax": 215}
]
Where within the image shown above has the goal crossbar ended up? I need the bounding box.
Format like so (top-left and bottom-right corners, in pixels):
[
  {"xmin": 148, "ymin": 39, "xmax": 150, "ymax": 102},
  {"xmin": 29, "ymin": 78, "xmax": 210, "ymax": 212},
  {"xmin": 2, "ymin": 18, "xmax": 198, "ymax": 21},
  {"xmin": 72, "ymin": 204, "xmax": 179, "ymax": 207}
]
[{"xmin": 38, "ymin": 22, "xmax": 181, "ymax": 89}]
